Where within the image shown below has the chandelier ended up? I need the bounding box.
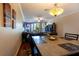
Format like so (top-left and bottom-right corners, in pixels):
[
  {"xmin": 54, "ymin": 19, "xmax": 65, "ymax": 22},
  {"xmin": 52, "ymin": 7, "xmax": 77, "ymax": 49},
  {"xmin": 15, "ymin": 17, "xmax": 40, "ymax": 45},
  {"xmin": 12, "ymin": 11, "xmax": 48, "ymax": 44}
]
[{"xmin": 49, "ymin": 4, "xmax": 64, "ymax": 16}]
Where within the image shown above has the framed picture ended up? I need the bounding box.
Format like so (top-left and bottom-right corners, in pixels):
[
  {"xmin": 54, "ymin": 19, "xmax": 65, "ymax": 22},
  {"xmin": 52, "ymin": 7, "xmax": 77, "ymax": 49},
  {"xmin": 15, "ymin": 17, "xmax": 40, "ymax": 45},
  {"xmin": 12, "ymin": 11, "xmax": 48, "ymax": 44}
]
[
  {"xmin": 3, "ymin": 3, "xmax": 11, "ymax": 27},
  {"xmin": 12, "ymin": 9, "xmax": 16, "ymax": 28}
]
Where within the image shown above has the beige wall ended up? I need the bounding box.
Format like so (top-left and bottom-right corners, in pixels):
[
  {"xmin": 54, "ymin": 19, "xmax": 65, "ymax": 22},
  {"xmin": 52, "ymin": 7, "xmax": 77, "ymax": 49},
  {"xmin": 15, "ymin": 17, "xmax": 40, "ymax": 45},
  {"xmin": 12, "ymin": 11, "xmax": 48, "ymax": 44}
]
[
  {"xmin": 54, "ymin": 12, "xmax": 79, "ymax": 37},
  {"xmin": 0, "ymin": 3, "xmax": 23, "ymax": 55}
]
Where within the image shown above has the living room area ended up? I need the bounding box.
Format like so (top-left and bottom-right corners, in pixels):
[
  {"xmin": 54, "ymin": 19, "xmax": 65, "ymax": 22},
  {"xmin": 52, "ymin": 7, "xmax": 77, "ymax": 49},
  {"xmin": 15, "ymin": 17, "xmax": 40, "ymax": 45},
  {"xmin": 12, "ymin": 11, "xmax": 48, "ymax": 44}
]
[
  {"xmin": 20, "ymin": 3, "xmax": 79, "ymax": 56},
  {"xmin": 0, "ymin": 3, "xmax": 79, "ymax": 56}
]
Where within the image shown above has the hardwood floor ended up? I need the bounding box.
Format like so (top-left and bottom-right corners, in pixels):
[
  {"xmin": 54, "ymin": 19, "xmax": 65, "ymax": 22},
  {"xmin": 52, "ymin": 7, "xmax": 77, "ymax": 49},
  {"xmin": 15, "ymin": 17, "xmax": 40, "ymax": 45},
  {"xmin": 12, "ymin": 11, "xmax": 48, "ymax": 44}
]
[{"xmin": 17, "ymin": 42, "xmax": 32, "ymax": 56}]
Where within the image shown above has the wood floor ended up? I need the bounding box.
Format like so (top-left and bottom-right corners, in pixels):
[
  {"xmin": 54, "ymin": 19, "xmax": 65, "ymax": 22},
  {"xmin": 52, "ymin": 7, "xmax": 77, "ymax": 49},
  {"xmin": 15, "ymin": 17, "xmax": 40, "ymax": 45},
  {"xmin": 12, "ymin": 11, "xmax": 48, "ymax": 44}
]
[{"xmin": 17, "ymin": 42, "xmax": 32, "ymax": 56}]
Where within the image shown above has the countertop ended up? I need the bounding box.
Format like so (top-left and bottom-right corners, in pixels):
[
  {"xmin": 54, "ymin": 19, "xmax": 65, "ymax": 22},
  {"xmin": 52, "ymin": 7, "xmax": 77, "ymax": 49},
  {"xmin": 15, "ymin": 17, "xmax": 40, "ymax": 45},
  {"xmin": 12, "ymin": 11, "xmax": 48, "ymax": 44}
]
[{"xmin": 32, "ymin": 36, "xmax": 79, "ymax": 56}]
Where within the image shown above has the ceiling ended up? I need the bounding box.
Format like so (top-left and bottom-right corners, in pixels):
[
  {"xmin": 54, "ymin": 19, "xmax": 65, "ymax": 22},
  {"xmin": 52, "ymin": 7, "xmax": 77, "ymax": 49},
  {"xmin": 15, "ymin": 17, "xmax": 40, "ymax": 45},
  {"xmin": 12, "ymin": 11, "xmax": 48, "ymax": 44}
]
[{"xmin": 21, "ymin": 3, "xmax": 79, "ymax": 22}]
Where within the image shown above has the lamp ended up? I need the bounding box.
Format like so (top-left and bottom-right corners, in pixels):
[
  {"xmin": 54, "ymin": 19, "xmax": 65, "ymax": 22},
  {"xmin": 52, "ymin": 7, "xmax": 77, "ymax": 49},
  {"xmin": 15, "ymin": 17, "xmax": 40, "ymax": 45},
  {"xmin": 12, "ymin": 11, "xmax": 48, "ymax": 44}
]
[{"xmin": 49, "ymin": 4, "xmax": 64, "ymax": 16}]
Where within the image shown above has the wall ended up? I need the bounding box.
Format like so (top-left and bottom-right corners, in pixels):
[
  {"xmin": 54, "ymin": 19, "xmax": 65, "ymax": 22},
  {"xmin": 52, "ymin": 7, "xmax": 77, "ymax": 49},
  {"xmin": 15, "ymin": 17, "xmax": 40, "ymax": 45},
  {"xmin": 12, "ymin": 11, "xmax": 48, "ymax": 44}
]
[
  {"xmin": 0, "ymin": 3, "xmax": 24, "ymax": 55},
  {"xmin": 54, "ymin": 12, "xmax": 79, "ymax": 37}
]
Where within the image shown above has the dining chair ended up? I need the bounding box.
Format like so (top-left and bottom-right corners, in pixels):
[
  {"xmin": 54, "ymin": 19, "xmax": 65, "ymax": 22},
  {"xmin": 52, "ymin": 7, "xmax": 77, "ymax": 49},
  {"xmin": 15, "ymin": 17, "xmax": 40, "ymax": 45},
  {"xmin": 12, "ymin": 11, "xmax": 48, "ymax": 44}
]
[{"xmin": 65, "ymin": 33, "xmax": 79, "ymax": 40}]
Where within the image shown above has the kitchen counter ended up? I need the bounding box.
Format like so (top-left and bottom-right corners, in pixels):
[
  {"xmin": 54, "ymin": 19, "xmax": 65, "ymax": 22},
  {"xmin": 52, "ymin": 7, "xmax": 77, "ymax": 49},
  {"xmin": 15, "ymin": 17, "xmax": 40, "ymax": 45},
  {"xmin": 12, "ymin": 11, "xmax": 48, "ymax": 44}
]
[{"xmin": 32, "ymin": 36, "xmax": 79, "ymax": 56}]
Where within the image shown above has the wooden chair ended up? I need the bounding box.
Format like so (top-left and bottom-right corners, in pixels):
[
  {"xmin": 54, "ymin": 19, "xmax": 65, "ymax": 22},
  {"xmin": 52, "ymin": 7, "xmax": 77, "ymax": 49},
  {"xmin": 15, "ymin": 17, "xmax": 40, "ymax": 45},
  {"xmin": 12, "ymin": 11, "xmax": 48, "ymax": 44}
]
[{"xmin": 65, "ymin": 33, "xmax": 79, "ymax": 40}]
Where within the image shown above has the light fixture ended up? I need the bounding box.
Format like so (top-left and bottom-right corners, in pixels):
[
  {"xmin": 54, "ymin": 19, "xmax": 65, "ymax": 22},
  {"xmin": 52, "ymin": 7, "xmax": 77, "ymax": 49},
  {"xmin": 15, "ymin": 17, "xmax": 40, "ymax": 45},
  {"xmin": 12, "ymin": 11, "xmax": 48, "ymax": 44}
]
[
  {"xmin": 34, "ymin": 16, "xmax": 44, "ymax": 22},
  {"xmin": 49, "ymin": 4, "xmax": 64, "ymax": 16}
]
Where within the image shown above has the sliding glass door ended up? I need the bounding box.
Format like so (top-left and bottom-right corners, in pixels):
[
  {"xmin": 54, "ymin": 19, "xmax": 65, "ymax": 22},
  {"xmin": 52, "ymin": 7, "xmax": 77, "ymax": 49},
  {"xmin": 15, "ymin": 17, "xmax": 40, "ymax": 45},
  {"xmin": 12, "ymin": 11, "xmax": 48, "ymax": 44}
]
[{"xmin": 23, "ymin": 22, "xmax": 47, "ymax": 33}]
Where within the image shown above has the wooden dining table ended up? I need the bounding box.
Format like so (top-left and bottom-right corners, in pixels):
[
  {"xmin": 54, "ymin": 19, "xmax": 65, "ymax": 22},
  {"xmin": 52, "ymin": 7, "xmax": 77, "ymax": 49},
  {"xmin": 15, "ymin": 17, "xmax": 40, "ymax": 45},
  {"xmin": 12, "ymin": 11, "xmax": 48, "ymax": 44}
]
[{"xmin": 32, "ymin": 35, "xmax": 79, "ymax": 56}]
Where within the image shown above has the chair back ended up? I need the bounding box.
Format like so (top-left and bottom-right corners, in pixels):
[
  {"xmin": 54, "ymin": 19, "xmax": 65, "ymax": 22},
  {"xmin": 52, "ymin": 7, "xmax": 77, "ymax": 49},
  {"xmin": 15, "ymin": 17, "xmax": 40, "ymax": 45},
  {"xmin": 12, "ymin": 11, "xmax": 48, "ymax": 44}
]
[{"xmin": 65, "ymin": 33, "xmax": 79, "ymax": 40}]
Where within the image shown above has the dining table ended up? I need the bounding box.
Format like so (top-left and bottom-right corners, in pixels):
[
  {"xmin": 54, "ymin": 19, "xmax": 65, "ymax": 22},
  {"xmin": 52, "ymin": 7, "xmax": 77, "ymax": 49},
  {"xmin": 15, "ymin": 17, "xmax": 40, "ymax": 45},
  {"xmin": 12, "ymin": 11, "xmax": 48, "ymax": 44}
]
[{"xmin": 32, "ymin": 35, "xmax": 79, "ymax": 56}]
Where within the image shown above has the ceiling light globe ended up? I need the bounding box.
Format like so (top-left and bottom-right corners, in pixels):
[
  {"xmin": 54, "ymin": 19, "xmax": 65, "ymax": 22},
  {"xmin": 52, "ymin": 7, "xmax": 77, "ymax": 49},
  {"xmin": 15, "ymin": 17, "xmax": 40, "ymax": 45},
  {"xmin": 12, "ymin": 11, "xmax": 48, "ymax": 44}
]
[{"xmin": 49, "ymin": 7, "xmax": 64, "ymax": 16}]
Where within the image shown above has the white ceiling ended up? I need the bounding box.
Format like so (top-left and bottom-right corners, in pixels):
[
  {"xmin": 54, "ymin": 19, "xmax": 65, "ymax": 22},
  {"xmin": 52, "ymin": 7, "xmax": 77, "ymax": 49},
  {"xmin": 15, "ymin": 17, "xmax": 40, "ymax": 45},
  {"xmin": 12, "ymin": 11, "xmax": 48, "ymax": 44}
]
[{"xmin": 21, "ymin": 3, "xmax": 79, "ymax": 22}]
